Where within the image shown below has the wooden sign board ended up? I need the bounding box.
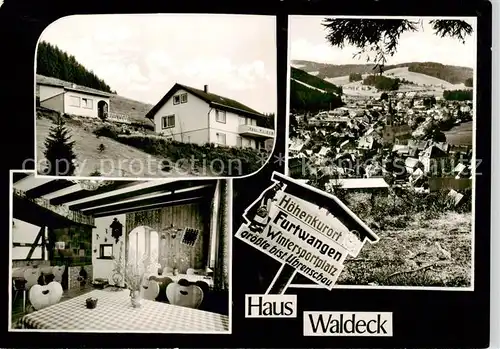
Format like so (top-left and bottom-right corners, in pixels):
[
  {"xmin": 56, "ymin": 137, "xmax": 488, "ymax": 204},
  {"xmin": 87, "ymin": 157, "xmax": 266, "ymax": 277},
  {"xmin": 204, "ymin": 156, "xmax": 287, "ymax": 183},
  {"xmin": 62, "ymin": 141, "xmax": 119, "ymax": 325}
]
[{"xmin": 235, "ymin": 171, "xmax": 379, "ymax": 291}]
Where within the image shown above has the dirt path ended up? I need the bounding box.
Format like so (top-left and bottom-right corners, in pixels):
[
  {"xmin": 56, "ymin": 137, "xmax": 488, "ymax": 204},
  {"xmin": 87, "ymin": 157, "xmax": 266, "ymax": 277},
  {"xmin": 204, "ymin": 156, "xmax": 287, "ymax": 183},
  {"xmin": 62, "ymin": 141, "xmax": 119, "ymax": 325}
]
[{"xmin": 36, "ymin": 117, "xmax": 200, "ymax": 178}]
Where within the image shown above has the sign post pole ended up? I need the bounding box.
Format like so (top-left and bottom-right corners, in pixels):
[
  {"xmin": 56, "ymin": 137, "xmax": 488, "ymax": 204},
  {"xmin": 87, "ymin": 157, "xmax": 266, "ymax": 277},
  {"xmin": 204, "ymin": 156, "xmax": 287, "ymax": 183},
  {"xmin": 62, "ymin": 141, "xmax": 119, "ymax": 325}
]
[{"xmin": 265, "ymin": 264, "xmax": 297, "ymax": 295}]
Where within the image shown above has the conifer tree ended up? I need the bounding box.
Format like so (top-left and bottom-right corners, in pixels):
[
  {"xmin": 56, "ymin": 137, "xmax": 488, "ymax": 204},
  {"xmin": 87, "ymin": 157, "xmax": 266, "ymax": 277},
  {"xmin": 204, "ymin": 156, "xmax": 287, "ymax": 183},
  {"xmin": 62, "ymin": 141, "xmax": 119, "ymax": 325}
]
[{"xmin": 43, "ymin": 116, "xmax": 77, "ymax": 176}]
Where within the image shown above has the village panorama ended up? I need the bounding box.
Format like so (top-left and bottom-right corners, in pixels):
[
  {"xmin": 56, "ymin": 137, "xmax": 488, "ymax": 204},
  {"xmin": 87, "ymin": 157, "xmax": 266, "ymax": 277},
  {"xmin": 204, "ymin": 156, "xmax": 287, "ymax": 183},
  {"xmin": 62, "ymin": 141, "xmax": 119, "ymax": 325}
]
[{"xmin": 287, "ymin": 17, "xmax": 475, "ymax": 288}]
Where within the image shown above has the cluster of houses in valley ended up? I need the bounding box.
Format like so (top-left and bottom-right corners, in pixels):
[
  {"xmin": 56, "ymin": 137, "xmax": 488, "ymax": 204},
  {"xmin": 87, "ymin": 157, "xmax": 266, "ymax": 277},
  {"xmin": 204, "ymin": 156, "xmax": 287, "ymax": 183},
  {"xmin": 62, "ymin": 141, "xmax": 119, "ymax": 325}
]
[
  {"xmin": 36, "ymin": 75, "xmax": 275, "ymax": 151},
  {"xmin": 289, "ymin": 90, "xmax": 473, "ymax": 205}
]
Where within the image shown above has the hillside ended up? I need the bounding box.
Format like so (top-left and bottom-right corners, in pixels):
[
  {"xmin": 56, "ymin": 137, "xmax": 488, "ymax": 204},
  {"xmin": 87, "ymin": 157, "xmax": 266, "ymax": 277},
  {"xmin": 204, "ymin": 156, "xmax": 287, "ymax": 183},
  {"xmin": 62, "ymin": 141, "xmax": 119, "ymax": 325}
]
[
  {"xmin": 109, "ymin": 95, "xmax": 154, "ymax": 127},
  {"xmin": 324, "ymin": 67, "xmax": 471, "ymax": 98},
  {"xmin": 36, "ymin": 114, "xmax": 201, "ymax": 177},
  {"xmin": 290, "ymin": 67, "xmax": 342, "ymax": 95},
  {"xmin": 289, "ymin": 68, "xmax": 343, "ymax": 113},
  {"xmin": 292, "ymin": 60, "xmax": 473, "ymax": 85},
  {"xmin": 37, "ymin": 41, "xmax": 115, "ymax": 93}
]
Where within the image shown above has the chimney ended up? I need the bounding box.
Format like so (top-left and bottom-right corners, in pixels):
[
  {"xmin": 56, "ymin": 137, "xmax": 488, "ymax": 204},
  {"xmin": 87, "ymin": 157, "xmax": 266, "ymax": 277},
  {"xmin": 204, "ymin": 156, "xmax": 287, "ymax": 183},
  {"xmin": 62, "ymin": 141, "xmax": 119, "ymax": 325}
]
[{"xmin": 203, "ymin": 84, "xmax": 208, "ymax": 93}]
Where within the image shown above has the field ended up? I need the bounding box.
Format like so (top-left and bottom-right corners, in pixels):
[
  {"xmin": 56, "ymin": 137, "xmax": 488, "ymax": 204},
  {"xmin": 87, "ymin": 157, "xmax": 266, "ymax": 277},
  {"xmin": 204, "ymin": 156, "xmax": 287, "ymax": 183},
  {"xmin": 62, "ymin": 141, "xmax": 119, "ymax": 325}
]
[
  {"xmin": 444, "ymin": 121, "xmax": 473, "ymax": 146},
  {"xmin": 338, "ymin": 211, "xmax": 472, "ymax": 287},
  {"xmin": 291, "ymin": 191, "xmax": 472, "ymax": 288},
  {"xmin": 36, "ymin": 116, "xmax": 196, "ymax": 177},
  {"xmin": 325, "ymin": 67, "xmax": 471, "ymax": 97}
]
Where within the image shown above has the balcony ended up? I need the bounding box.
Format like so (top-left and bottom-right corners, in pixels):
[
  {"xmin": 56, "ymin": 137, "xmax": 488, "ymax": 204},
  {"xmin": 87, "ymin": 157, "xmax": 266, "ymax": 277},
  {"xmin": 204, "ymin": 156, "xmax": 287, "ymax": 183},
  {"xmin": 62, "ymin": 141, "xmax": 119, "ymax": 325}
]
[{"xmin": 238, "ymin": 124, "xmax": 275, "ymax": 138}]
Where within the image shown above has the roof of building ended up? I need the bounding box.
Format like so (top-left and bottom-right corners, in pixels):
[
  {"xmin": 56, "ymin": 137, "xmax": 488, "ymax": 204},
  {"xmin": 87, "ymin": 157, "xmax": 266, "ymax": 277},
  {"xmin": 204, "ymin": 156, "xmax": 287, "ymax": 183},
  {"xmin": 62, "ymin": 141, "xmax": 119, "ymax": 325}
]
[
  {"xmin": 318, "ymin": 146, "xmax": 330, "ymax": 156},
  {"xmin": 289, "ymin": 141, "xmax": 305, "ymax": 152},
  {"xmin": 420, "ymin": 144, "xmax": 448, "ymax": 158},
  {"xmin": 405, "ymin": 157, "xmax": 421, "ymax": 168},
  {"xmin": 145, "ymin": 83, "xmax": 264, "ymax": 119},
  {"xmin": 331, "ymin": 178, "xmax": 390, "ymax": 189},
  {"xmin": 357, "ymin": 136, "xmax": 374, "ymax": 149},
  {"xmin": 36, "ymin": 74, "xmax": 112, "ymax": 98}
]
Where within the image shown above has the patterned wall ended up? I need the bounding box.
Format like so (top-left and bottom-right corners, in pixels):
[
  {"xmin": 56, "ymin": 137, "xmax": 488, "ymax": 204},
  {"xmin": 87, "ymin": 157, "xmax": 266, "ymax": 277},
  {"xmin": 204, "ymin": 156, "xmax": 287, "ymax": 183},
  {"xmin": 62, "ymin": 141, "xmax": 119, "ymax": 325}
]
[
  {"xmin": 125, "ymin": 201, "xmax": 211, "ymax": 274},
  {"xmin": 50, "ymin": 225, "xmax": 93, "ymax": 267},
  {"xmin": 68, "ymin": 265, "xmax": 93, "ymax": 290}
]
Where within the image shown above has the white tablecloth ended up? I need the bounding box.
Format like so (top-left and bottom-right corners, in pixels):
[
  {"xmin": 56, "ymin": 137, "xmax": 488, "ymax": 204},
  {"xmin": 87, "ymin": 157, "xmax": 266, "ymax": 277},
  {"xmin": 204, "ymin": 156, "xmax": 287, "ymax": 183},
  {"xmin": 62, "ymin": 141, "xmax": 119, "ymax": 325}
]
[{"xmin": 21, "ymin": 289, "xmax": 229, "ymax": 332}]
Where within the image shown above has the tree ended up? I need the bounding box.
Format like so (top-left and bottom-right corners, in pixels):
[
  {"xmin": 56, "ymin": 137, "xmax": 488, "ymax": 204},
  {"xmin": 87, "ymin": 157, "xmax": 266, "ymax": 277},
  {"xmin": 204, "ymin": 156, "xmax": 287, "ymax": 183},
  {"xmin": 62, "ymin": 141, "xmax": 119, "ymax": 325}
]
[
  {"xmin": 289, "ymin": 114, "xmax": 299, "ymax": 137},
  {"xmin": 322, "ymin": 19, "xmax": 473, "ymax": 73},
  {"xmin": 259, "ymin": 113, "xmax": 275, "ymax": 129},
  {"xmin": 43, "ymin": 117, "xmax": 77, "ymax": 176},
  {"xmin": 464, "ymin": 77, "xmax": 473, "ymax": 87},
  {"xmin": 349, "ymin": 72, "xmax": 363, "ymax": 82},
  {"xmin": 380, "ymin": 92, "xmax": 389, "ymax": 101}
]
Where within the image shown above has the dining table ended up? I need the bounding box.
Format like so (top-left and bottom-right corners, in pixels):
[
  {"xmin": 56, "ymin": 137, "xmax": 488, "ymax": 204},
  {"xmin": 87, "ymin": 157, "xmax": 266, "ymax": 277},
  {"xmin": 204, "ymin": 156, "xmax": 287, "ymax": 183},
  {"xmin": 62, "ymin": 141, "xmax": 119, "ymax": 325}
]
[{"xmin": 20, "ymin": 288, "xmax": 229, "ymax": 332}]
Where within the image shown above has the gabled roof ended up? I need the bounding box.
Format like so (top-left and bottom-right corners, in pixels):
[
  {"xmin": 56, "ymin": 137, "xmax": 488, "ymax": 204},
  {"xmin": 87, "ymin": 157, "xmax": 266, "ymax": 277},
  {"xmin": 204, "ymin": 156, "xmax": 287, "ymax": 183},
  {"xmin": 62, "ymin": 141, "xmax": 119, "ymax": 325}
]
[
  {"xmin": 145, "ymin": 83, "xmax": 264, "ymax": 119},
  {"xmin": 405, "ymin": 157, "xmax": 422, "ymax": 169},
  {"xmin": 36, "ymin": 74, "xmax": 111, "ymax": 98},
  {"xmin": 420, "ymin": 145, "xmax": 447, "ymax": 159}
]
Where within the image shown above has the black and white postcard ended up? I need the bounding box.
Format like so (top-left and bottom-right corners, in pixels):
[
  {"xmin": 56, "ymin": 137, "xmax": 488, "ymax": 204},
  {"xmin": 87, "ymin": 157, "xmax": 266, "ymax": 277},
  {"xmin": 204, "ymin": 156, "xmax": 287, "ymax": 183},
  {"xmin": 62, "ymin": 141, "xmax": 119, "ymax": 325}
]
[
  {"xmin": 1, "ymin": 0, "xmax": 492, "ymax": 348},
  {"xmin": 287, "ymin": 15, "xmax": 477, "ymax": 290},
  {"xmin": 9, "ymin": 170, "xmax": 231, "ymax": 332},
  {"xmin": 34, "ymin": 14, "xmax": 277, "ymax": 178}
]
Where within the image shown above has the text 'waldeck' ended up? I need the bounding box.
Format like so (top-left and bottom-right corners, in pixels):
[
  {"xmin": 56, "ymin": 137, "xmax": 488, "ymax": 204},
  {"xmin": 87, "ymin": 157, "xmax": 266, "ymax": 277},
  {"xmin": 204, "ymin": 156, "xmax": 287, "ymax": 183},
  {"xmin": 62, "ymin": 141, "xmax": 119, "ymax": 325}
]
[
  {"xmin": 303, "ymin": 312, "xmax": 393, "ymax": 336},
  {"xmin": 245, "ymin": 294, "xmax": 297, "ymax": 318}
]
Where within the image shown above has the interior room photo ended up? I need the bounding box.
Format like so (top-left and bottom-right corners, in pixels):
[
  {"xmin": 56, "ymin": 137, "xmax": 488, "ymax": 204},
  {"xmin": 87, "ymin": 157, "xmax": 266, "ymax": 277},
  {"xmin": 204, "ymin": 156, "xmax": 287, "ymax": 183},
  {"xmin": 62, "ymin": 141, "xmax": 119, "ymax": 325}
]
[{"xmin": 9, "ymin": 171, "xmax": 230, "ymax": 332}]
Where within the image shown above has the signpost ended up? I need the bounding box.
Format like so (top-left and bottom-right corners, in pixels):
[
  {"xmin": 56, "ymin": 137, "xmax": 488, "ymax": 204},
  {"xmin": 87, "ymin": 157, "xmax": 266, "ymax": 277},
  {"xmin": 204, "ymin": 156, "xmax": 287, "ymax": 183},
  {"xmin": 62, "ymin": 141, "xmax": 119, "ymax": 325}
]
[{"xmin": 235, "ymin": 171, "xmax": 380, "ymax": 294}]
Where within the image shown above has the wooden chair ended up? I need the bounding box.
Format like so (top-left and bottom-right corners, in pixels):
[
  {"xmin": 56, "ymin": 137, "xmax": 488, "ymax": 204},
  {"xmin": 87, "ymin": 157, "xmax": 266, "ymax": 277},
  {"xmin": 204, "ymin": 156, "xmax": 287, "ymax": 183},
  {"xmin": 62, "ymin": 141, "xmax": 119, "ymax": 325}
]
[
  {"xmin": 149, "ymin": 276, "xmax": 173, "ymax": 302},
  {"xmin": 195, "ymin": 280, "xmax": 210, "ymax": 296},
  {"xmin": 52, "ymin": 266, "xmax": 65, "ymax": 283},
  {"xmin": 23, "ymin": 268, "xmax": 40, "ymax": 289},
  {"xmin": 12, "ymin": 278, "xmax": 28, "ymax": 313},
  {"xmin": 141, "ymin": 279, "xmax": 160, "ymax": 301},
  {"xmin": 166, "ymin": 280, "xmax": 204, "ymax": 309},
  {"xmin": 28, "ymin": 281, "xmax": 63, "ymax": 310}
]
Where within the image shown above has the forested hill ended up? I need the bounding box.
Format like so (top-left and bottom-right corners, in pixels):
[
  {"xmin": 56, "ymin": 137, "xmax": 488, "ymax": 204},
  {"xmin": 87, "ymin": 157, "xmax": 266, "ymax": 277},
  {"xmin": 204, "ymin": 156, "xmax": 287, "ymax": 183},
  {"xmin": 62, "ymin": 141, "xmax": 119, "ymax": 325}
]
[
  {"xmin": 36, "ymin": 41, "xmax": 116, "ymax": 93},
  {"xmin": 292, "ymin": 60, "xmax": 473, "ymax": 85},
  {"xmin": 291, "ymin": 67, "xmax": 343, "ymax": 95},
  {"xmin": 290, "ymin": 67, "xmax": 344, "ymax": 113}
]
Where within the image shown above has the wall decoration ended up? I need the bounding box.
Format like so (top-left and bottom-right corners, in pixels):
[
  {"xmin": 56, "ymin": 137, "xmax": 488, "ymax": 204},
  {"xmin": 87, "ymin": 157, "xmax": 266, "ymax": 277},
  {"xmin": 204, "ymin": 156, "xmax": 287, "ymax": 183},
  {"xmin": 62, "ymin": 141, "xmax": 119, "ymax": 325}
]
[
  {"xmin": 110, "ymin": 218, "xmax": 123, "ymax": 243},
  {"xmin": 181, "ymin": 228, "xmax": 200, "ymax": 247}
]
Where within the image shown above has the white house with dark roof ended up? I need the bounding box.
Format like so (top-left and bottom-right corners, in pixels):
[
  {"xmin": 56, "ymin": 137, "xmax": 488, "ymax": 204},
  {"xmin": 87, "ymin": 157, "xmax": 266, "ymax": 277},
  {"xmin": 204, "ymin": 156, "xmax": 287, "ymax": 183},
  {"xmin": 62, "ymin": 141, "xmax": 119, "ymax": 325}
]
[
  {"xmin": 145, "ymin": 83, "xmax": 275, "ymax": 149},
  {"xmin": 36, "ymin": 75, "xmax": 113, "ymax": 121}
]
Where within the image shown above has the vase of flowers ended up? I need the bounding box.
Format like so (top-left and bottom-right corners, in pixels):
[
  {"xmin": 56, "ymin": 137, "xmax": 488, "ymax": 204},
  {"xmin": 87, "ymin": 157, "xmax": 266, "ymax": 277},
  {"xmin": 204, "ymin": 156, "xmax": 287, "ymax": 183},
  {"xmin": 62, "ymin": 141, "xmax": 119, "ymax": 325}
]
[
  {"xmin": 121, "ymin": 250, "xmax": 161, "ymax": 308},
  {"xmin": 130, "ymin": 289, "xmax": 142, "ymax": 308}
]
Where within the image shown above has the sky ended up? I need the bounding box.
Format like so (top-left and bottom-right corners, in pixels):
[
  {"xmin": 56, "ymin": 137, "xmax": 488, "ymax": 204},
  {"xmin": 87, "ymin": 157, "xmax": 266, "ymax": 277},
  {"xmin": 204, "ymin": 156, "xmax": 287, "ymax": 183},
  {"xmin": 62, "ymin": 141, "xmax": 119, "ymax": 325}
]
[
  {"xmin": 290, "ymin": 16, "xmax": 477, "ymax": 68},
  {"xmin": 39, "ymin": 14, "xmax": 277, "ymax": 114}
]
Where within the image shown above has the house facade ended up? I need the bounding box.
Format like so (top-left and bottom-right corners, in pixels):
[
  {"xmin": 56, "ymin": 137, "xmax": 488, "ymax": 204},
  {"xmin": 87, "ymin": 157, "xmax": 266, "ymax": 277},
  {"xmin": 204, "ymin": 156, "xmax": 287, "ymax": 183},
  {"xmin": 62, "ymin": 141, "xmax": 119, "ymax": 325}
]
[
  {"xmin": 146, "ymin": 84, "xmax": 275, "ymax": 149},
  {"xmin": 37, "ymin": 75, "xmax": 111, "ymax": 121}
]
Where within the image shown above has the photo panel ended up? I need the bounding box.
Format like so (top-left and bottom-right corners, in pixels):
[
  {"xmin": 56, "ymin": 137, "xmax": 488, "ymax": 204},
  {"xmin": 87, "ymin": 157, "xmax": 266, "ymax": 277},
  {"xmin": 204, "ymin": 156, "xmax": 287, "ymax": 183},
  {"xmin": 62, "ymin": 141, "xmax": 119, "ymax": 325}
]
[
  {"xmin": 34, "ymin": 14, "xmax": 277, "ymax": 179},
  {"xmin": 9, "ymin": 170, "xmax": 232, "ymax": 333},
  {"xmin": 286, "ymin": 15, "xmax": 477, "ymax": 291}
]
